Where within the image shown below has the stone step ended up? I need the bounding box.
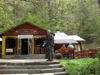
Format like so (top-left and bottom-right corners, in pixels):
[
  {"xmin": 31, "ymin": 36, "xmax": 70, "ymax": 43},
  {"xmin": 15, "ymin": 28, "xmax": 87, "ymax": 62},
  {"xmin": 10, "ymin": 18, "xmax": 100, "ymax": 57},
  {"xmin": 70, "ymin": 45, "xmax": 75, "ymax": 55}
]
[
  {"xmin": 0, "ymin": 72, "xmax": 67, "ymax": 75},
  {"xmin": 29, "ymin": 72, "xmax": 67, "ymax": 75},
  {"xmin": 29, "ymin": 73, "xmax": 54, "ymax": 75},
  {"xmin": 54, "ymin": 72, "xmax": 67, "ymax": 75},
  {"xmin": 0, "ymin": 74, "xmax": 28, "ymax": 75},
  {"xmin": 0, "ymin": 64, "xmax": 62, "ymax": 69},
  {"xmin": 0, "ymin": 59, "xmax": 66, "ymax": 75},
  {"xmin": 0, "ymin": 59, "xmax": 59, "ymax": 65},
  {"xmin": 0, "ymin": 74, "xmax": 54, "ymax": 75},
  {"xmin": 0, "ymin": 68, "xmax": 64, "ymax": 74},
  {"xmin": 2, "ymin": 54, "xmax": 46, "ymax": 59}
]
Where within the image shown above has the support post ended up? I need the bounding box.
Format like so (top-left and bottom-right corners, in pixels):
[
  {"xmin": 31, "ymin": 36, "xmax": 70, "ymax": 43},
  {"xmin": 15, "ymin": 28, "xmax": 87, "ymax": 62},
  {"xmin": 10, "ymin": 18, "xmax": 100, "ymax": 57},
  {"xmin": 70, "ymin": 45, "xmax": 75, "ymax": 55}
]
[
  {"xmin": 79, "ymin": 42, "xmax": 82, "ymax": 57},
  {"xmin": 2, "ymin": 36, "xmax": 6, "ymax": 55},
  {"xmin": 32, "ymin": 38, "xmax": 34, "ymax": 54}
]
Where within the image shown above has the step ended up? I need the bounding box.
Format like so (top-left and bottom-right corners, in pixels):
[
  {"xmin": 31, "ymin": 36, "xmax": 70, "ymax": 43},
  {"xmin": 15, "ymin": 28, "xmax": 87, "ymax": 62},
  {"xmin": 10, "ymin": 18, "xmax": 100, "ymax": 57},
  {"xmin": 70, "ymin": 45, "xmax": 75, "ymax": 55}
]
[
  {"xmin": 2, "ymin": 54, "xmax": 46, "ymax": 59},
  {"xmin": 0, "ymin": 68, "xmax": 64, "ymax": 74},
  {"xmin": 0, "ymin": 64, "xmax": 61, "ymax": 69},
  {"xmin": 30, "ymin": 72, "xmax": 67, "ymax": 75},
  {"xmin": 54, "ymin": 72, "xmax": 67, "ymax": 75},
  {"xmin": 0, "ymin": 59, "xmax": 59, "ymax": 65},
  {"xmin": 0, "ymin": 74, "xmax": 54, "ymax": 75},
  {"xmin": 0, "ymin": 59, "xmax": 66, "ymax": 75},
  {"xmin": 0, "ymin": 74, "xmax": 28, "ymax": 75},
  {"xmin": 0, "ymin": 73, "xmax": 67, "ymax": 75},
  {"xmin": 29, "ymin": 73, "xmax": 54, "ymax": 75}
]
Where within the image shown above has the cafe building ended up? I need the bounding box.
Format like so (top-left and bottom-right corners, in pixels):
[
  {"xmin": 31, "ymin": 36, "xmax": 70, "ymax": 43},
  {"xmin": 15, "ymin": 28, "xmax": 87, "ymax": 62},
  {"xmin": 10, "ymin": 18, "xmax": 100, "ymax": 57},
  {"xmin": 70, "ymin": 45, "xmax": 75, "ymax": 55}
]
[
  {"xmin": 0, "ymin": 21, "xmax": 55, "ymax": 55},
  {"xmin": 0, "ymin": 21, "xmax": 85, "ymax": 56}
]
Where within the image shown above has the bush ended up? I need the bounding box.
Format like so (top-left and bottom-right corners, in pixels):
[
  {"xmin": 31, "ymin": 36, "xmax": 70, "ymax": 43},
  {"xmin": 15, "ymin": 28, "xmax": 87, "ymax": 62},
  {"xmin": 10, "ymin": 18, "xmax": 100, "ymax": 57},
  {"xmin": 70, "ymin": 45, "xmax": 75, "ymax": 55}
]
[
  {"xmin": 72, "ymin": 63, "xmax": 100, "ymax": 75},
  {"xmin": 96, "ymin": 51, "xmax": 100, "ymax": 63},
  {"xmin": 56, "ymin": 53, "xmax": 62, "ymax": 59}
]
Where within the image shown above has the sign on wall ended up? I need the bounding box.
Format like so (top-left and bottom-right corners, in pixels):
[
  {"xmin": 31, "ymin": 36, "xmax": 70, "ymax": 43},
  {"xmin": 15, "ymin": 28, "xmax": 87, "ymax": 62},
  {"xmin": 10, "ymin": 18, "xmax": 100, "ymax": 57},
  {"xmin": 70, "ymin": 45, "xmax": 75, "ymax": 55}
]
[
  {"xmin": 6, "ymin": 48, "xmax": 13, "ymax": 52},
  {"xmin": 21, "ymin": 30, "xmax": 31, "ymax": 33},
  {"xmin": 15, "ymin": 29, "xmax": 37, "ymax": 34}
]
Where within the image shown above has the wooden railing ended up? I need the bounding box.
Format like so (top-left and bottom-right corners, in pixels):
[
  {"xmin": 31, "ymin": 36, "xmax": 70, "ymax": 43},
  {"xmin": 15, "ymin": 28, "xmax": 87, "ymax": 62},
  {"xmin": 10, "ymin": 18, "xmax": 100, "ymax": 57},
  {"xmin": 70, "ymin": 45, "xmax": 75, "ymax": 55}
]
[
  {"xmin": 75, "ymin": 49, "xmax": 96, "ymax": 58},
  {"xmin": 55, "ymin": 48, "xmax": 76, "ymax": 58},
  {"xmin": 40, "ymin": 48, "xmax": 46, "ymax": 54},
  {"xmin": 55, "ymin": 48, "xmax": 97, "ymax": 58}
]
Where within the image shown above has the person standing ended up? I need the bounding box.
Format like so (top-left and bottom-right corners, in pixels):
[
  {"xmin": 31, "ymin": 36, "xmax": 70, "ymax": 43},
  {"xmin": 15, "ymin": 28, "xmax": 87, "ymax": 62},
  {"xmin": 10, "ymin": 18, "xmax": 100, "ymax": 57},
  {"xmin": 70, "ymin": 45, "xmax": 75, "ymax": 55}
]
[
  {"xmin": 61, "ymin": 44, "xmax": 66, "ymax": 49},
  {"xmin": 67, "ymin": 43, "xmax": 74, "ymax": 59},
  {"xmin": 42, "ymin": 30, "xmax": 54, "ymax": 61}
]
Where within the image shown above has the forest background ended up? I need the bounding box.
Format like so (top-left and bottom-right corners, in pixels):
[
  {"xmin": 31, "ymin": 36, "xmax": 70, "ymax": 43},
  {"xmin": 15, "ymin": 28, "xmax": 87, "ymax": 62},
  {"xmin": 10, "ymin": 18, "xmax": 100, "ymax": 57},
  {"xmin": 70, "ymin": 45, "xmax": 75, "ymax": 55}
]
[{"xmin": 0, "ymin": 0, "xmax": 100, "ymax": 49}]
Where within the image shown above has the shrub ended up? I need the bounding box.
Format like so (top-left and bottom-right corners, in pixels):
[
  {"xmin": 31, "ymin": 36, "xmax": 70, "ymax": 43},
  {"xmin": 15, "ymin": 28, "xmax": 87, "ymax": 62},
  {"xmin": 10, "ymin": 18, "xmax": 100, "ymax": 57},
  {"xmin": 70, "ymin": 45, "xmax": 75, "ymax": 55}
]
[
  {"xmin": 72, "ymin": 63, "xmax": 100, "ymax": 75},
  {"xmin": 56, "ymin": 53, "xmax": 62, "ymax": 59},
  {"xmin": 96, "ymin": 51, "xmax": 100, "ymax": 63}
]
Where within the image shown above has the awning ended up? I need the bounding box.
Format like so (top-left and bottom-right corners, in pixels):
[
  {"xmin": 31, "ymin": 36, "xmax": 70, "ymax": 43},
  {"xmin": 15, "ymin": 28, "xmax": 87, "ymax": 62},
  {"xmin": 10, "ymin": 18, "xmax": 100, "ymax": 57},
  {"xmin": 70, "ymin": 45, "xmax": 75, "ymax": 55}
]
[
  {"xmin": 18, "ymin": 35, "xmax": 33, "ymax": 39},
  {"xmin": 54, "ymin": 39, "xmax": 78, "ymax": 44},
  {"xmin": 0, "ymin": 38, "xmax": 2, "ymax": 41},
  {"xmin": 68, "ymin": 35, "xmax": 85, "ymax": 42}
]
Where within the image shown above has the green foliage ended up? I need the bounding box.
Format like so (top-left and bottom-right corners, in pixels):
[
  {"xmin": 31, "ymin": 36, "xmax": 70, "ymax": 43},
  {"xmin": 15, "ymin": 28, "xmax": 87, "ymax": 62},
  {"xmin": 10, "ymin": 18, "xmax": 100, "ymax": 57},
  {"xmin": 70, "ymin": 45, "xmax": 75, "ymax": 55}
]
[
  {"xmin": 96, "ymin": 51, "xmax": 100, "ymax": 63},
  {"xmin": 0, "ymin": 0, "xmax": 100, "ymax": 45},
  {"xmin": 56, "ymin": 53, "xmax": 62, "ymax": 59},
  {"xmin": 58, "ymin": 58, "xmax": 99, "ymax": 75},
  {"xmin": 74, "ymin": 63, "xmax": 100, "ymax": 75}
]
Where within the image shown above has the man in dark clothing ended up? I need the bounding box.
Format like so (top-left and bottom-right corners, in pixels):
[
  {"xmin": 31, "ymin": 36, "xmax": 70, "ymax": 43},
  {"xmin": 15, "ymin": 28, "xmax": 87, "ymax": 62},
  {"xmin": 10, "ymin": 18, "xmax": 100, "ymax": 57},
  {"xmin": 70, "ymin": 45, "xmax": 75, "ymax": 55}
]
[{"xmin": 42, "ymin": 30, "xmax": 54, "ymax": 61}]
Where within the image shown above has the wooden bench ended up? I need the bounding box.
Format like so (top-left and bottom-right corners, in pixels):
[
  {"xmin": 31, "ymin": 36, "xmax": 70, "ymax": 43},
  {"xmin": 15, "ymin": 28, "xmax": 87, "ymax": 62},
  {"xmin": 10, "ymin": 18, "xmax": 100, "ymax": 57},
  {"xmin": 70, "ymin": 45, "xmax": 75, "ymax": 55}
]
[{"xmin": 55, "ymin": 48, "xmax": 76, "ymax": 58}]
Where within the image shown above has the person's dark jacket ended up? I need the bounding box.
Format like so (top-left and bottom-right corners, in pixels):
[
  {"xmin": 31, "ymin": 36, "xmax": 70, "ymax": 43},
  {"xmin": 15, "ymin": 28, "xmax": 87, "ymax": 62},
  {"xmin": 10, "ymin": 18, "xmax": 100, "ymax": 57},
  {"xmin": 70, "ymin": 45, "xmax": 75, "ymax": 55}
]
[{"xmin": 45, "ymin": 34, "xmax": 54, "ymax": 47}]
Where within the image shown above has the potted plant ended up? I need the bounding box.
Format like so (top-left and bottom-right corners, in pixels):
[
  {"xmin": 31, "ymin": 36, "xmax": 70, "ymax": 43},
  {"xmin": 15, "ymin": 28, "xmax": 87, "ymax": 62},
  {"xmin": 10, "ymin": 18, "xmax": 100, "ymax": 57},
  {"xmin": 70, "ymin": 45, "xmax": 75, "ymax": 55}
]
[{"xmin": 56, "ymin": 53, "xmax": 62, "ymax": 59}]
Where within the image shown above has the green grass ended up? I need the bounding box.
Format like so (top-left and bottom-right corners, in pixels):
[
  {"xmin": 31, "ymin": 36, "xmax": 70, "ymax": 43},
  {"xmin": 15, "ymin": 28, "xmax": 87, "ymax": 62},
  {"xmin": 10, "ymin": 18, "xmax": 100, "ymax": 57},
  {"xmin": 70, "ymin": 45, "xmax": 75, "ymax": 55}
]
[{"xmin": 57, "ymin": 58, "xmax": 99, "ymax": 75}]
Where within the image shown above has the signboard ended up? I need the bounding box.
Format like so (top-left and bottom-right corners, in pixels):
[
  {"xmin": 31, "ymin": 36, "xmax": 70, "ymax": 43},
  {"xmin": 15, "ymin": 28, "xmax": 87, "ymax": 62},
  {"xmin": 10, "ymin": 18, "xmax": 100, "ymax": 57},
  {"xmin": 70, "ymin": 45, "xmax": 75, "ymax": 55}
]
[
  {"xmin": 21, "ymin": 30, "xmax": 31, "ymax": 33},
  {"xmin": 6, "ymin": 48, "xmax": 13, "ymax": 52},
  {"xmin": 15, "ymin": 29, "xmax": 38, "ymax": 34},
  {"xmin": 18, "ymin": 35, "xmax": 33, "ymax": 39}
]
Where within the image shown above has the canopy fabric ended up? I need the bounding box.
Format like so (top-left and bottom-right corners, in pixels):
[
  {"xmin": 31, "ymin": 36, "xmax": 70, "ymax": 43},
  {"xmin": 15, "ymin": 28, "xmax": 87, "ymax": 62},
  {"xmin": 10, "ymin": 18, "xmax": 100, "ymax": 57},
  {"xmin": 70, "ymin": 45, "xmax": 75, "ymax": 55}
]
[
  {"xmin": 54, "ymin": 39, "xmax": 78, "ymax": 44},
  {"xmin": 54, "ymin": 31, "xmax": 85, "ymax": 44},
  {"xmin": 0, "ymin": 38, "xmax": 2, "ymax": 41},
  {"xmin": 54, "ymin": 32, "xmax": 69, "ymax": 40},
  {"xmin": 68, "ymin": 35, "xmax": 85, "ymax": 42}
]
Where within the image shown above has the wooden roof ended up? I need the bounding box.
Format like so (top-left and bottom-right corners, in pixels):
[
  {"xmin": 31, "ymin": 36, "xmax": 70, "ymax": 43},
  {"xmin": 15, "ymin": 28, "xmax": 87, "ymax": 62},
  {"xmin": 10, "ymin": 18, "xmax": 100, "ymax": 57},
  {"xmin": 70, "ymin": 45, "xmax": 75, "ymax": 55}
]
[{"xmin": 0, "ymin": 21, "xmax": 55, "ymax": 36}]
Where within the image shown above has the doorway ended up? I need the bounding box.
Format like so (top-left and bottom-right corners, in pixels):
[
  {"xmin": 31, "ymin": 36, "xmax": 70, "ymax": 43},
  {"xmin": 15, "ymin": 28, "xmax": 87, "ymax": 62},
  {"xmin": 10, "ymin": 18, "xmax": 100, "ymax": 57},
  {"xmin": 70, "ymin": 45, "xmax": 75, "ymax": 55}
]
[
  {"xmin": 34, "ymin": 38, "xmax": 45, "ymax": 54},
  {"xmin": 6, "ymin": 38, "xmax": 16, "ymax": 55},
  {"xmin": 21, "ymin": 39, "xmax": 28, "ymax": 55}
]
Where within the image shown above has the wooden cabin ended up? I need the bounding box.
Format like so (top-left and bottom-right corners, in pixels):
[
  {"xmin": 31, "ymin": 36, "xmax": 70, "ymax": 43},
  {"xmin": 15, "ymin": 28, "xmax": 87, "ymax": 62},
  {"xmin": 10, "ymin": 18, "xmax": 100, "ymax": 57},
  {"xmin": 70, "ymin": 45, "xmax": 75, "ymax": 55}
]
[
  {"xmin": 54, "ymin": 31, "xmax": 85, "ymax": 51},
  {"xmin": 0, "ymin": 21, "xmax": 54, "ymax": 55},
  {"xmin": 0, "ymin": 21, "xmax": 85, "ymax": 57}
]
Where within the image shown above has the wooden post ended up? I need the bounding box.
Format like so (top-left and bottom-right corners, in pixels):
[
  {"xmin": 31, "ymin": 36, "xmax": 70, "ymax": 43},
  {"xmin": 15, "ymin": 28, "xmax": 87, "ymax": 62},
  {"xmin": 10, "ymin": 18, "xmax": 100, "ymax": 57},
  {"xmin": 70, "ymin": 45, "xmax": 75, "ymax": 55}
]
[
  {"xmin": 14, "ymin": 38, "xmax": 16, "ymax": 55},
  {"xmin": 2, "ymin": 36, "xmax": 6, "ymax": 55},
  {"xmin": 79, "ymin": 42, "xmax": 82, "ymax": 57}
]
